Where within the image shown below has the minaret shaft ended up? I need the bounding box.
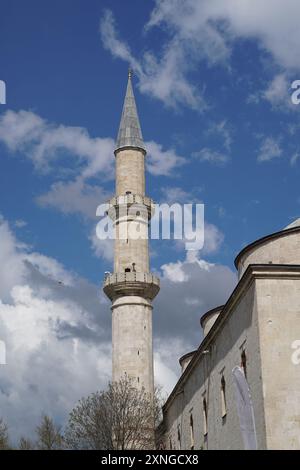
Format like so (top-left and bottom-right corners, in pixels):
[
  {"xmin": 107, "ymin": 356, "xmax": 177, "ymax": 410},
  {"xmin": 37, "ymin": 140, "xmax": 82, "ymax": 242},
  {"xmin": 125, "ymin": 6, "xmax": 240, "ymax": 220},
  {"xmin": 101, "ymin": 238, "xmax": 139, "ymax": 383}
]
[
  {"xmin": 103, "ymin": 72, "xmax": 159, "ymax": 400},
  {"xmin": 116, "ymin": 148, "xmax": 145, "ymax": 196}
]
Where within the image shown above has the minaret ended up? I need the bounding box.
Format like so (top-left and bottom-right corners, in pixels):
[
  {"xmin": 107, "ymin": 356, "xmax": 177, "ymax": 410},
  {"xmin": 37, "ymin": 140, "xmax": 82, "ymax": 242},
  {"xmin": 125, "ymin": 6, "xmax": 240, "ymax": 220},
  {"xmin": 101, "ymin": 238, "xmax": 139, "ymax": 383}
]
[{"xmin": 103, "ymin": 70, "xmax": 160, "ymax": 398}]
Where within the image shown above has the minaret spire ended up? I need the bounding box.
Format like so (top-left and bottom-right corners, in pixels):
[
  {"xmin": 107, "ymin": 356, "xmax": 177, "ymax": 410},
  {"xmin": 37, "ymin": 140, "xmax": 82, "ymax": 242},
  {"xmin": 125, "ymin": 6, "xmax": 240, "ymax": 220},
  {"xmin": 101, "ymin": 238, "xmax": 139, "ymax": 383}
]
[{"xmin": 115, "ymin": 69, "xmax": 145, "ymax": 152}]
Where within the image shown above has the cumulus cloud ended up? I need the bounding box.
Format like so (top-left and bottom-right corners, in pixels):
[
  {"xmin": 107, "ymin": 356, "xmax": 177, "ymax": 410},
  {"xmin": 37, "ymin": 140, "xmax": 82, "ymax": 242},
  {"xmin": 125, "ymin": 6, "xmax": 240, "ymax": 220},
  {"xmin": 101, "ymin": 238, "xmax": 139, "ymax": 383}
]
[
  {"xmin": 0, "ymin": 217, "xmax": 237, "ymax": 441},
  {"xmin": 0, "ymin": 110, "xmax": 185, "ymax": 223},
  {"xmin": 0, "ymin": 219, "xmax": 26, "ymax": 302},
  {"xmin": 0, "ymin": 110, "xmax": 116, "ymax": 229},
  {"xmin": 154, "ymin": 251, "xmax": 237, "ymax": 350},
  {"xmin": 0, "ymin": 218, "xmax": 113, "ymax": 442},
  {"xmin": 0, "ymin": 110, "xmax": 115, "ymax": 177},
  {"xmin": 0, "ymin": 283, "xmax": 112, "ymax": 443}
]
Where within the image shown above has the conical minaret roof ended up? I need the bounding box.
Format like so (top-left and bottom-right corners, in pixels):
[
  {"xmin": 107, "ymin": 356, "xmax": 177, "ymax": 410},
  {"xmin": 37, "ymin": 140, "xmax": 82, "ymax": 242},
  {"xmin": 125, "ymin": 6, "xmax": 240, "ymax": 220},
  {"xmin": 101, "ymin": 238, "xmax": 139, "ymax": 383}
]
[{"xmin": 115, "ymin": 69, "xmax": 145, "ymax": 153}]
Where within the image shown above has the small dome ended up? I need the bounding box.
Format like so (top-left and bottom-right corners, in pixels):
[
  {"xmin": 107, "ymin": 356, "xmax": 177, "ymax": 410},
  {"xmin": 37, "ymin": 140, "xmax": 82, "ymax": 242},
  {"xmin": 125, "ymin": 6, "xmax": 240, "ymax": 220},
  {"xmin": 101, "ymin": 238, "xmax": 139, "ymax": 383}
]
[
  {"xmin": 235, "ymin": 220, "xmax": 300, "ymax": 278},
  {"xmin": 200, "ymin": 305, "xmax": 224, "ymax": 337},
  {"xmin": 179, "ymin": 350, "xmax": 197, "ymax": 374}
]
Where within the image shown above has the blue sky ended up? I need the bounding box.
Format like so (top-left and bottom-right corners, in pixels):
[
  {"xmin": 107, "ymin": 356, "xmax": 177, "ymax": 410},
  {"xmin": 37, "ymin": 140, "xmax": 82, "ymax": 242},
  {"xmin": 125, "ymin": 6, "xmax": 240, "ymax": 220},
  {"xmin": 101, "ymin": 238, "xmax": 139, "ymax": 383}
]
[
  {"xmin": 1, "ymin": 0, "xmax": 300, "ymax": 442},
  {"xmin": 1, "ymin": 0, "xmax": 300, "ymax": 278}
]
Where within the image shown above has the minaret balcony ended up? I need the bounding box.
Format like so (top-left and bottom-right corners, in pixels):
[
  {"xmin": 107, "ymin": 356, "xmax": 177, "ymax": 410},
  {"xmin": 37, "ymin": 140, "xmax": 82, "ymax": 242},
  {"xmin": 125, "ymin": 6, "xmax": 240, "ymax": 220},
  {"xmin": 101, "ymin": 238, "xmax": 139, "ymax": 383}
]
[
  {"xmin": 107, "ymin": 194, "xmax": 155, "ymax": 221},
  {"xmin": 103, "ymin": 272, "xmax": 160, "ymax": 301}
]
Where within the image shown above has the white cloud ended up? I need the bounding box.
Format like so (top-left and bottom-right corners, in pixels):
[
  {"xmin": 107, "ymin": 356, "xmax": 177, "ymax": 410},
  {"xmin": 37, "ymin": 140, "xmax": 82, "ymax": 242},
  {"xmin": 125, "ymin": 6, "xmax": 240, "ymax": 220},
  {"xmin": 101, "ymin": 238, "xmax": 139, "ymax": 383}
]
[
  {"xmin": 0, "ymin": 218, "xmax": 237, "ymax": 441},
  {"xmin": 170, "ymin": 203, "xmax": 224, "ymax": 256},
  {"xmin": 203, "ymin": 222, "xmax": 224, "ymax": 255},
  {"xmin": 14, "ymin": 220, "xmax": 27, "ymax": 229},
  {"xmin": 37, "ymin": 178, "xmax": 109, "ymax": 220},
  {"xmin": 89, "ymin": 229, "xmax": 114, "ymax": 264},
  {"xmin": 263, "ymin": 73, "xmax": 297, "ymax": 111},
  {"xmin": 0, "ymin": 111, "xmax": 115, "ymax": 226},
  {"xmin": 155, "ymin": 250, "xmax": 237, "ymax": 347},
  {"xmin": 153, "ymin": 250, "xmax": 237, "ymax": 394},
  {"xmin": 24, "ymin": 252, "xmax": 75, "ymax": 287},
  {"xmin": 160, "ymin": 186, "xmax": 196, "ymax": 204},
  {"xmin": 161, "ymin": 259, "xmax": 190, "ymax": 283},
  {"xmin": 290, "ymin": 152, "xmax": 300, "ymax": 167},
  {"xmin": 100, "ymin": 2, "xmax": 300, "ymax": 111},
  {"xmin": 100, "ymin": 10, "xmax": 207, "ymax": 110},
  {"xmin": 147, "ymin": 0, "xmax": 300, "ymax": 71},
  {"xmin": 146, "ymin": 141, "xmax": 186, "ymax": 176},
  {"xmin": 257, "ymin": 137, "xmax": 282, "ymax": 162},
  {"xmin": 0, "ymin": 218, "xmax": 112, "ymax": 442},
  {"xmin": 264, "ymin": 74, "xmax": 288, "ymax": 105},
  {"xmin": 192, "ymin": 148, "xmax": 229, "ymax": 165},
  {"xmin": 99, "ymin": 10, "xmax": 143, "ymax": 75},
  {"xmin": 207, "ymin": 120, "xmax": 233, "ymax": 152},
  {"xmin": 154, "ymin": 338, "xmax": 190, "ymax": 394},
  {"xmin": 0, "ymin": 111, "xmax": 185, "ymax": 221},
  {"xmin": 0, "ymin": 110, "xmax": 115, "ymax": 178},
  {"xmin": 0, "ymin": 219, "xmax": 26, "ymax": 303}
]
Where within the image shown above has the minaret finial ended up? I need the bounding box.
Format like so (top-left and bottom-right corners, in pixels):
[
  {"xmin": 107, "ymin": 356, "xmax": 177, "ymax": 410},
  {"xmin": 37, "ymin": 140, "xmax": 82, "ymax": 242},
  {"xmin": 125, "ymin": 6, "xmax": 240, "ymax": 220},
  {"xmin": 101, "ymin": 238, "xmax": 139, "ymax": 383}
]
[{"xmin": 128, "ymin": 67, "xmax": 133, "ymax": 79}]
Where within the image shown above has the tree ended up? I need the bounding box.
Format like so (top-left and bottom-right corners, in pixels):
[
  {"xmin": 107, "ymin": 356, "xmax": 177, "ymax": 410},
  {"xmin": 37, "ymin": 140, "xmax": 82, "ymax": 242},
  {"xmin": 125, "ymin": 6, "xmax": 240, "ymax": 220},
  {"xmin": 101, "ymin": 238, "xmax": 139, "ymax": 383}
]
[
  {"xmin": 36, "ymin": 415, "xmax": 64, "ymax": 450},
  {"xmin": 0, "ymin": 418, "xmax": 9, "ymax": 450},
  {"xmin": 19, "ymin": 437, "xmax": 34, "ymax": 450},
  {"xmin": 65, "ymin": 376, "xmax": 161, "ymax": 450}
]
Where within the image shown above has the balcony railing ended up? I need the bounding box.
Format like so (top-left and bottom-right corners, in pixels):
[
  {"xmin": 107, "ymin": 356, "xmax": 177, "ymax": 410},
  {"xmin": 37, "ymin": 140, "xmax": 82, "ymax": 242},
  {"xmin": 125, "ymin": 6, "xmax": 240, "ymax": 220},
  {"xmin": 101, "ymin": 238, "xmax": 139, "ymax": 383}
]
[{"xmin": 103, "ymin": 272, "xmax": 160, "ymax": 301}]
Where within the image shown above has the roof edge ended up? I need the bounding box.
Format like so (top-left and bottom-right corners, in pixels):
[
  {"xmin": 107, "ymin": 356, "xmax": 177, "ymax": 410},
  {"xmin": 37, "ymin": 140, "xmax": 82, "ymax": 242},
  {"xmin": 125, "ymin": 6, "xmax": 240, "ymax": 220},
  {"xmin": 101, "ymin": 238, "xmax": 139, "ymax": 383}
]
[{"xmin": 234, "ymin": 225, "xmax": 300, "ymax": 269}]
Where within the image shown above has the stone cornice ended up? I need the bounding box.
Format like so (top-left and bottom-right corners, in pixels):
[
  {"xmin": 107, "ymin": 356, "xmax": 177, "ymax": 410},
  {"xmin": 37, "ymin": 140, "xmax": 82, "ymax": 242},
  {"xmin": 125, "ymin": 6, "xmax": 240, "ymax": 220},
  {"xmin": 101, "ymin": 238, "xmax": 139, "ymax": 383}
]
[{"xmin": 114, "ymin": 146, "xmax": 147, "ymax": 157}]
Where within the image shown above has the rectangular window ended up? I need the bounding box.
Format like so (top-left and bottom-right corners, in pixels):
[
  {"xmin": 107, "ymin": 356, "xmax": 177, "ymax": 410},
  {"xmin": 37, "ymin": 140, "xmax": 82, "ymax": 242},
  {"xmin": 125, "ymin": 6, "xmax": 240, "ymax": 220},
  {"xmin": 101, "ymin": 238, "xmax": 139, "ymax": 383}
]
[
  {"xmin": 203, "ymin": 397, "xmax": 208, "ymax": 436},
  {"xmin": 190, "ymin": 414, "xmax": 194, "ymax": 450},
  {"xmin": 221, "ymin": 375, "xmax": 227, "ymax": 418},
  {"xmin": 177, "ymin": 425, "xmax": 181, "ymax": 450},
  {"xmin": 241, "ymin": 349, "xmax": 247, "ymax": 378}
]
